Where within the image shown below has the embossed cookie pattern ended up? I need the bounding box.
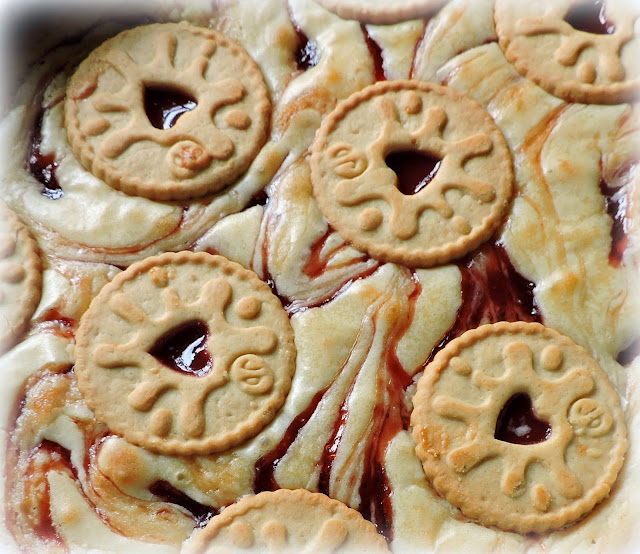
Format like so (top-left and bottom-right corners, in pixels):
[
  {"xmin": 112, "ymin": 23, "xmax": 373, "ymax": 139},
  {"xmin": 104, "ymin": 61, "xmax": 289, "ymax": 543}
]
[
  {"xmin": 186, "ymin": 489, "xmax": 389, "ymax": 553},
  {"xmin": 0, "ymin": 204, "xmax": 42, "ymax": 352},
  {"xmin": 495, "ymin": 0, "xmax": 640, "ymax": 104},
  {"xmin": 411, "ymin": 322, "xmax": 627, "ymax": 533},
  {"xmin": 65, "ymin": 23, "xmax": 271, "ymax": 201},
  {"xmin": 311, "ymin": 80, "xmax": 514, "ymax": 267},
  {"xmin": 74, "ymin": 252, "xmax": 296, "ymax": 456}
]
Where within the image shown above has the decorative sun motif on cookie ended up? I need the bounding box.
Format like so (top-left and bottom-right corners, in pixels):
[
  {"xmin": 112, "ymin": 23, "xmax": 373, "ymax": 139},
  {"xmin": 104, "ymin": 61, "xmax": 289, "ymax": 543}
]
[
  {"xmin": 310, "ymin": 80, "xmax": 513, "ymax": 267},
  {"xmin": 65, "ymin": 23, "xmax": 271, "ymax": 200},
  {"xmin": 92, "ymin": 277, "xmax": 278, "ymax": 440},
  {"xmin": 74, "ymin": 252, "xmax": 296, "ymax": 456},
  {"xmin": 332, "ymin": 92, "xmax": 496, "ymax": 241},
  {"xmin": 515, "ymin": 5, "xmax": 634, "ymax": 84},
  {"xmin": 411, "ymin": 322, "xmax": 627, "ymax": 533},
  {"xmin": 85, "ymin": 31, "xmax": 245, "ymax": 170},
  {"xmin": 434, "ymin": 340, "xmax": 593, "ymax": 504},
  {"xmin": 185, "ymin": 489, "xmax": 389, "ymax": 553}
]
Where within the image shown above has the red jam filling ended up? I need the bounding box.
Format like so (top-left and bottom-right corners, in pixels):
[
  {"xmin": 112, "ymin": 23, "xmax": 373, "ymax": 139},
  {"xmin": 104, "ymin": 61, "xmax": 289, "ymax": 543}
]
[
  {"xmin": 385, "ymin": 150, "xmax": 441, "ymax": 195},
  {"xmin": 30, "ymin": 111, "xmax": 63, "ymax": 200},
  {"xmin": 149, "ymin": 480, "xmax": 216, "ymax": 528},
  {"xmin": 149, "ymin": 320, "xmax": 212, "ymax": 377},
  {"xmin": 565, "ymin": 0, "xmax": 615, "ymax": 35},
  {"xmin": 294, "ymin": 26, "xmax": 319, "ymax": 71},
  {"xmin": 495, "ymin": 393, "xmax": 552, "ymax": 445},
  {"xmin": 362, "ymin": 25, "xmax": 386, "ymax": 81},
  {"xmin": 144, "ymin": 86, "xmax": 197, "ymax": 130}
]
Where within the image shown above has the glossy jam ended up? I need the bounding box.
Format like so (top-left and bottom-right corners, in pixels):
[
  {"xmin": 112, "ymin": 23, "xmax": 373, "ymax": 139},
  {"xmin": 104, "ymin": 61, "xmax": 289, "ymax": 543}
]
[
  {"xmin": 144, "ymin": 86, "xmax": 197, "ymax": 130},
  {"xmin": 149, "ymin": 480, "xmax": 216, "ymax": 528},
  {"xmin": 428, "ymin": 242, "xmax": 541, "ymax": 364},
  {"xmin": 386, "ymin": 150, "xmax": 441, "ymax": 195},
  {"xmin": 294, "ymin": 26, "xmax": 319, "ymax": 71},
  {"xmin": 362, "ymin": 25, "xmax": 386, "ymax": 81},
  {"xmin": 29, "ymin": 111, "xmax": 63, "ymax": 200},
  {"xmin": 149, "ymin": 320, "xmax": 212, "ymax": 376},
  {"xmin": 599, "ymin": 177, "xmax": 630, "ymax": 267},
  {"xmin": 495, "ymin": 393, "xmax": 552, "ymax": 445},
  {"xmin": 565, "ymin": 0, "xmax": 615, "ymax": 35}
]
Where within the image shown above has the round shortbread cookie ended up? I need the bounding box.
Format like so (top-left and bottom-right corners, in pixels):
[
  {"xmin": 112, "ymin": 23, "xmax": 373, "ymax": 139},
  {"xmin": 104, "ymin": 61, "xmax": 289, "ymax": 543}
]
[
  {"xmin": 313, "ymin": 0, "xmax": 446, "ymax": 24},
  {"xmin": 74, "ymin": 251, "xmax": 296, "ymax": 456},
  {"xmin": 494, "ymin": 0, "xmax": 640, "ymax": 104},
  {"xmin": 64, "ymin": 22, "xmax": 271, "ymax": 201},
  {"xmin": 310, "ymin": 80, "xmax": 513, "ymax": 268},
  {"xmin": 185, "ymin": 489, "xmax": 389, "ymax": 553},
  {"xmin": 411, "ymin": 321, "xmax": 627, "ymax": 534},
  {"xmin": 0, "ymin": 203, "xmax": 42, "ymax": 353}
]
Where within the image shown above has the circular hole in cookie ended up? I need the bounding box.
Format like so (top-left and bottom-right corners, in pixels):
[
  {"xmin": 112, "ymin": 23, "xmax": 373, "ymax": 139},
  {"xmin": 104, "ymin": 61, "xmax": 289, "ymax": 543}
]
[
  {"xmin": 149, "ymin": 319, "xmax": 212, "ymax": 377},
  {"xmin": 564, "ymin": 0, "xmax": 615, "ymax": 35},
  {"xmin": 144, "ymin": 85, "xmax": 198, "ymax": 130},
  {"xmin": 494, "ymin": 393, "xmax": 552, "ymax": 445},
  {"xmin": 385, "ymin": 150, "xmax": 441, "ymax": 196}
]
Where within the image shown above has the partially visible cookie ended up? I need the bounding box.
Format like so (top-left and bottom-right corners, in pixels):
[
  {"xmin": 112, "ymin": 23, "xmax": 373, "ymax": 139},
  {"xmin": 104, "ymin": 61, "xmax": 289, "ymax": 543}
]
[
  {"xmin": 310, "ymin": 80, "xmax": 513, "ymax": 268},
  {"xmin": 495, "ymin": 0, "xmax": 640, "ymax": 104},
  {"xmin": 74, "ymin": 251, "xmax": 296, "ymax": 456},
  {"xmin": 411, "ymin": 321, "xmax": 627, "ymax": 534},
  {"xmin": 313, "ymin": 0, "xmax": 446, "ymax": 24},
  {"xmin": 185, "ymin": 489, "xmax": 389, "ymax": 553},
  {"xmin": 0, "ymin": 203, "xmax": 42, "ymax": 353},
  {"xmin": 65, "ymin": 22, "xmax": 271, "ymax": 201}
]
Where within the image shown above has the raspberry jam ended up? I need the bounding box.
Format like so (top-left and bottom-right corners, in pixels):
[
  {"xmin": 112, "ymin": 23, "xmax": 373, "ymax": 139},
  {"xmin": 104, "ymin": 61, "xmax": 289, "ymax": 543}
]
[
  {"xmin": 144, "ymin": 86, "xmax": 197, "ymax": 130},
  {"xmin": 495, "ymin": 393, "xmax": 552, "ymax": 445},
  {"xmin": 386, "ymin": 150, "xmax": 441, "ymax": 195},
  {"xmin": 294, "ymin": 26, "xmax": 319, "ymax": 71},
  {"xmin": 149, "ymin": 320, "xmax": 212, "ymax": 376},
  {"xmin": 30, "ymin": 111, "xmax": 63, "ymax": 200},
  {"xmin": 564, "ymin": 0, "xmax": 615, "ymax": 35}
]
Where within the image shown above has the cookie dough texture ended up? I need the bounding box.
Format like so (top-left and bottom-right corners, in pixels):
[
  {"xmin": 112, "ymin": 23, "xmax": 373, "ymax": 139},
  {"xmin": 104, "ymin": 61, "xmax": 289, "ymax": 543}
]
[
  {"xmin": 411, "ymin": 322, "xmax": 627, "ymax": 534},
  {"xmin": 494, "ymin": 0, "xmax": 640, "ymax": 104},
  {"xmin": 65, "ymin": 22, "xmax": 271, "ymax": 200},
  {"xmin": 310, "ymin": 80, "xmax": 513, "ymax": 267},
  {"xmin": 186, "ymin": 489, "xmax": 389, "ymax": 553},
  {"xmin": 74, "ymin": 251, "xmax": 296, "ymax": 456},
  {"xmin": 313, "ymin": 0, "xmax": 446, "ymax": 24}
]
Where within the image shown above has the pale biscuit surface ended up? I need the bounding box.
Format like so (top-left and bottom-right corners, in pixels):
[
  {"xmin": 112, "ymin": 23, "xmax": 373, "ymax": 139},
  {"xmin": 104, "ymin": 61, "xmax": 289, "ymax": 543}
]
[
  {"xmin": 411, "ymin": 322, "xmax": 627, "ymax": 534},
  {"xmin": 74, "ymin": 251, "xmax": 296, "ymax": 456},
  {"xmin": 65, "ymin": 22, "xmax": 271, "ymax": 200}
]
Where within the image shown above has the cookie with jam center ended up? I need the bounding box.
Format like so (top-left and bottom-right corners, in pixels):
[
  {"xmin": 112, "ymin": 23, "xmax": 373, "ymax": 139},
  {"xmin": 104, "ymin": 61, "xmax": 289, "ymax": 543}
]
[
  {"xmin": 310, "ymin": 79, "xmax": 514, "ymax": 268},
  {"xmin": 74, "ymin": 251, "xmax": 296, "ymax": 456},
  {"xmin": 65, "ymin": 22, "xmax": 271, "ymax": 201},
  {"xmin": 411, "ymin": 321, "xmax": 627, "ymax": 534},
  {"xmin": 495, "ymin": 0, "xmax": 640, "ymax": 104},
  {"xmin": 185, "ymin": 489, "xmax": 389, "ymax": 553},
  {"xmin": 0, "ymin": 203, "xmax": 42, "ymax": 353}
]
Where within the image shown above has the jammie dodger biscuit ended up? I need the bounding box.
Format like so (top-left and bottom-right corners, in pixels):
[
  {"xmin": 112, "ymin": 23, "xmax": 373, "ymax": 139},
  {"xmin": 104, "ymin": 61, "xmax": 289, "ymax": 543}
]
[
  {"xmin": 494, "ymin": 0, "xmax": 640, "ymax": 104},
  {"xmin": 0, "ymin": 203, "xmax": 42, "ymax": 353},
  {"xmin": 65, "ymin": 22, "xmax": 271, "ymax": 201},
  {"xmin": 74, "ymin": 251, "xmax": 296, "ymax": 456},
  {"xmin": 411, "ymin": 321, "xmax": 627, "ymax": 534},
  {"xmin": 185, "ymin": 489, "xmax": 389, "ymax": 553},
  {"xmin": 310, "ymin": 80, "xmax": 514, "ymax": 268}
]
